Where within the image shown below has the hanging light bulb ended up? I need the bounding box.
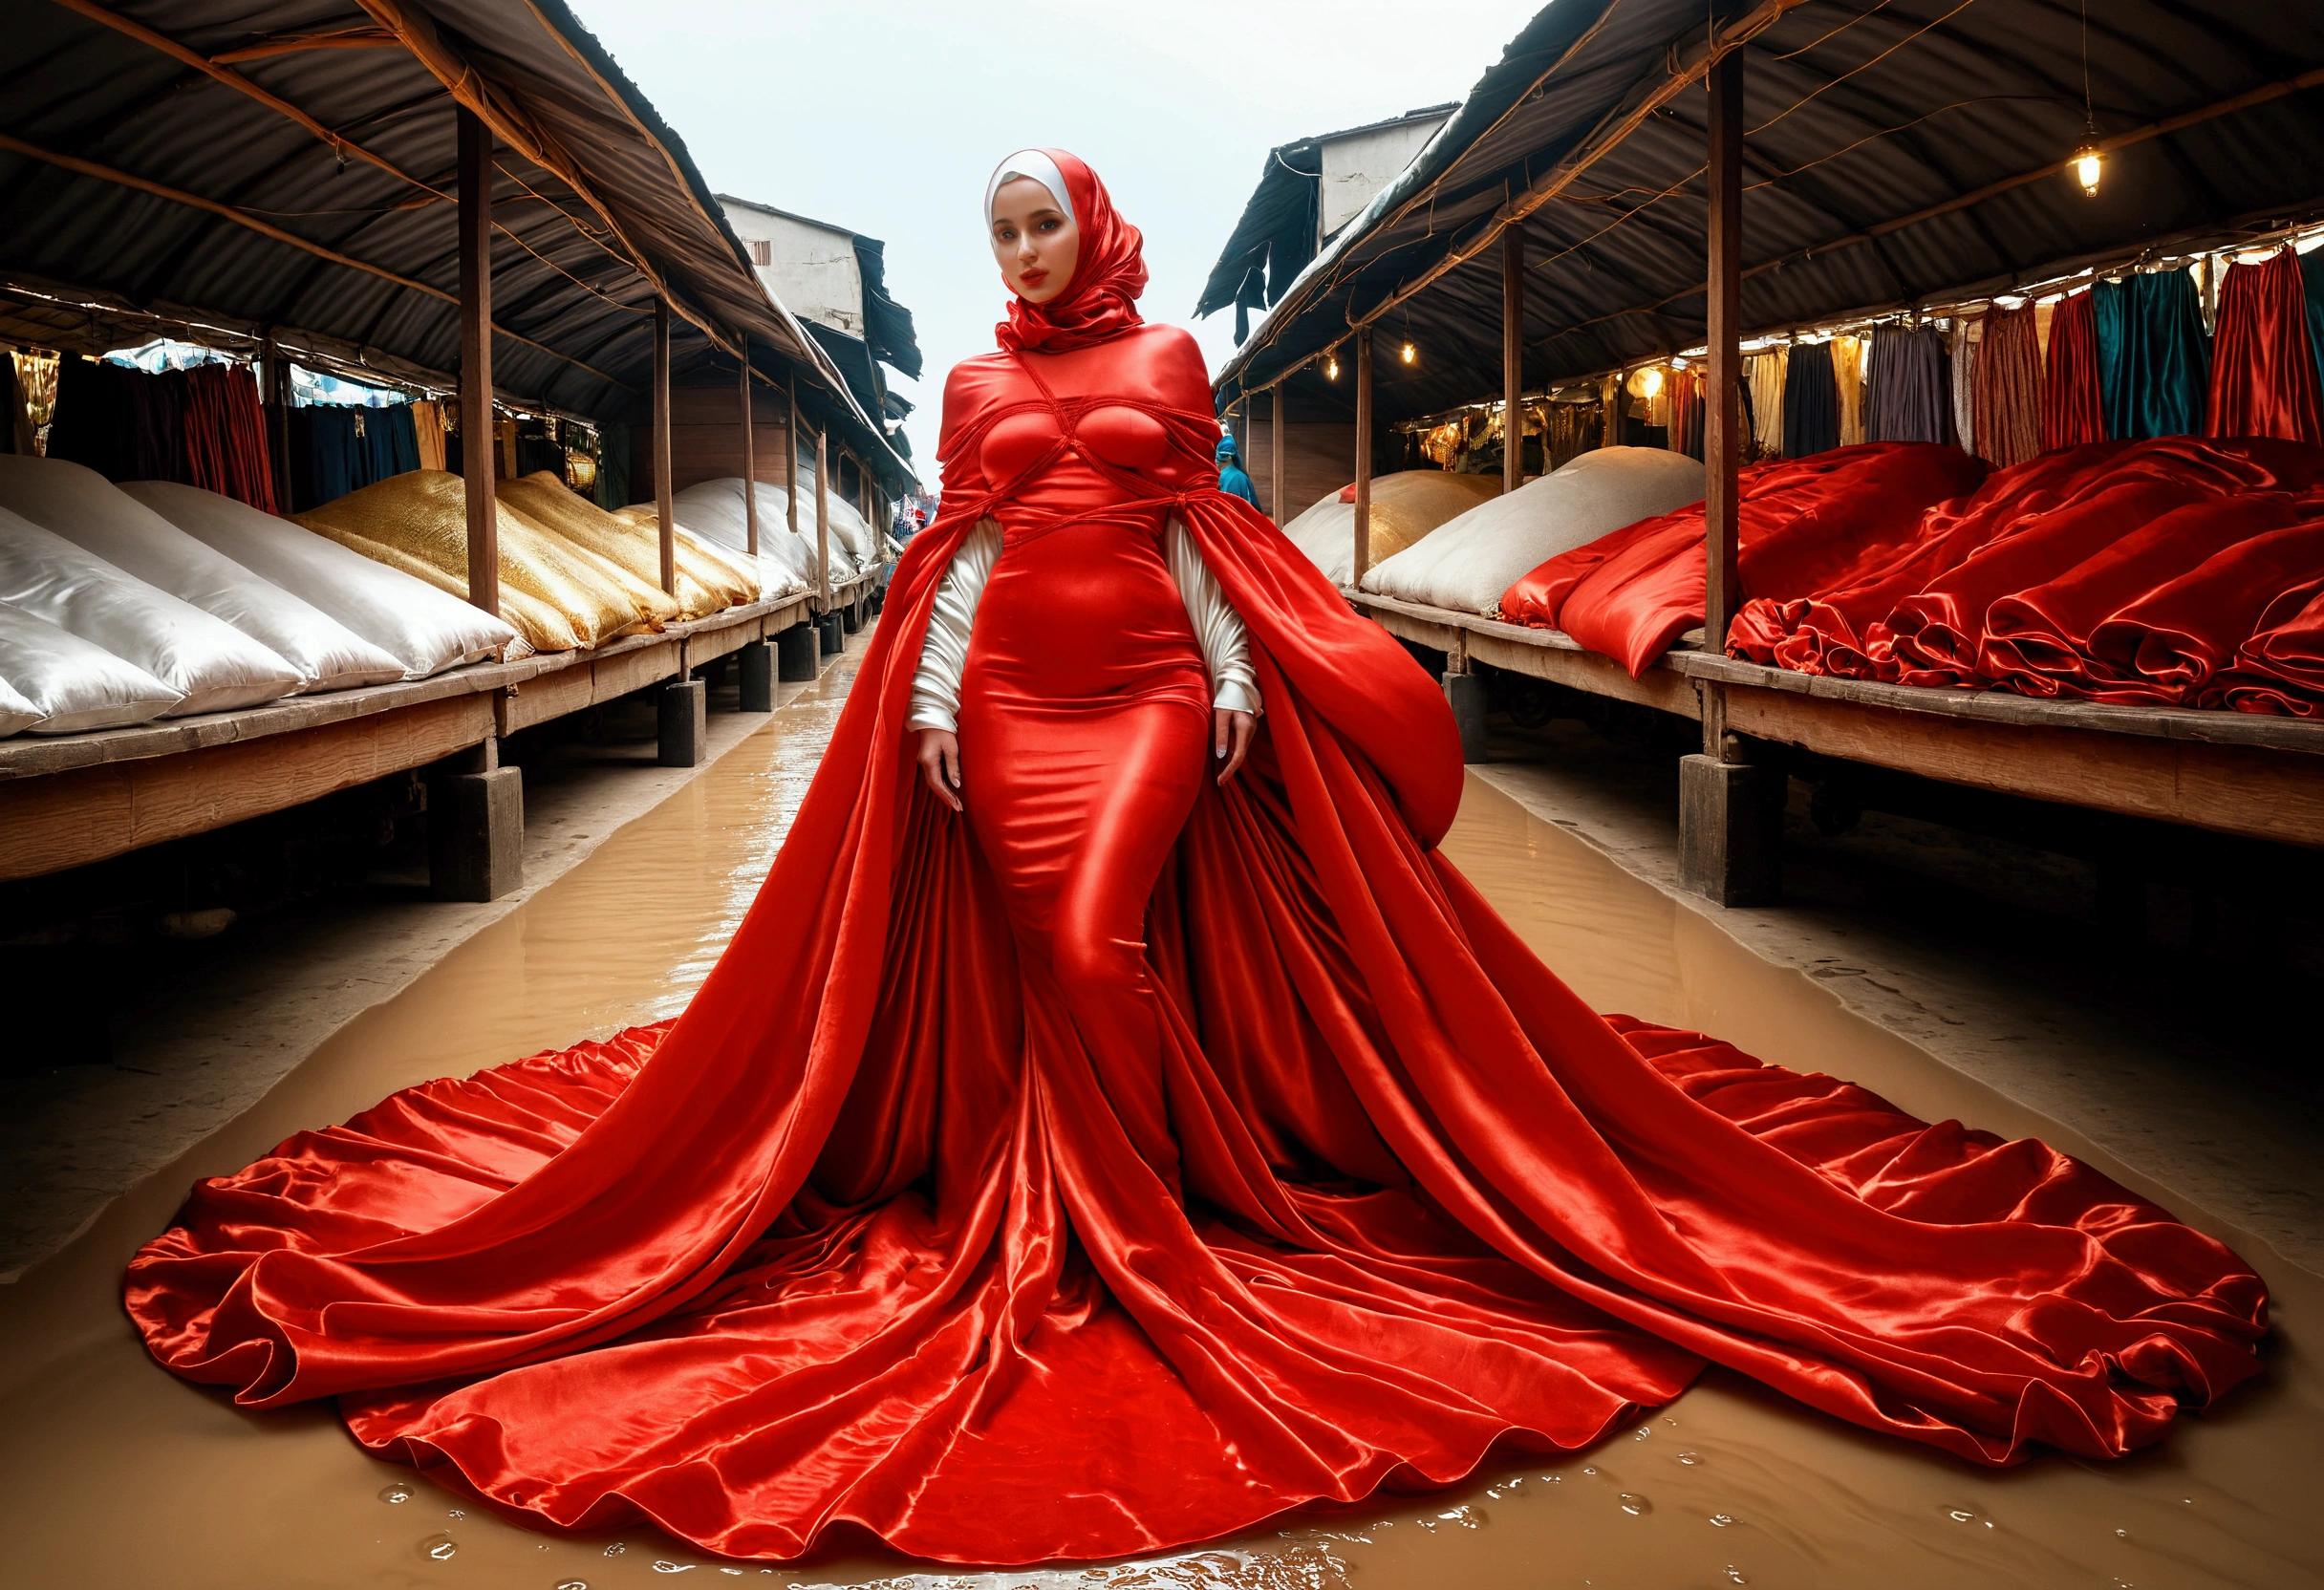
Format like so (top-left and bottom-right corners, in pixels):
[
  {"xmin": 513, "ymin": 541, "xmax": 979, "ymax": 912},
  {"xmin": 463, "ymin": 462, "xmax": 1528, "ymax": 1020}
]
[
  {"xmin": 1640, "ymin": 367, "xmax": 1665, "ymax": 398},
  {"xmin": 1400, "ymin": 339, "xmax": 1417, "ymax": 365},
  {"xmin": 1323, "ymin": 353, "xmax": 1340, "ymax": 381},
  {"xmin": 2072, "ymin": 141, "xmax": 2102, "ymax": 198}
]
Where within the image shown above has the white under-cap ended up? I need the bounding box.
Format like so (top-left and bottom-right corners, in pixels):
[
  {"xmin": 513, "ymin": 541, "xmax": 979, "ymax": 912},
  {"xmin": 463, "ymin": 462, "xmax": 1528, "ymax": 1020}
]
[{"xmin": 985, "ymin": 150, "xmax": 1074, "ymax": 225}]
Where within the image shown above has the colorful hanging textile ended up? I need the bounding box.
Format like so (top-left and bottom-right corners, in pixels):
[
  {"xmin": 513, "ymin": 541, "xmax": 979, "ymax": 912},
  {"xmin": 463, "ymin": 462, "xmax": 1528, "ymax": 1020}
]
[
  {"xmin": 1865, "ymin": 327, "xmax": 1948, "ymax": 444},
  {"xmin": 1969, "ymin": 304, "xmax": 2043, "ymax": 468},
  {"xmin": 1667, "ymin": 370, "xmax": 1697, "ymax": 456},
  {"xmin": 2040, "ymin": 290, "xmax": 2107, "ymax": 453},
  {"xmin": 1948, "ymin": 317, "xmax": 1978, "ymax": 455},
  {"xmin": 1833, "ymin": 334, "xmax": 1867, "ymax": 445},
  {"xmin": 2095, "ymin": 270, "xmax": 2208, "ymax": 440},
  {"xmin": 2304, "ymin": 248, "xmax": 2324, "ymax": 404},
  {"xmin": 2207, "ymin": 247, "xmax": 2323, "ymax": 443},
  {"xmin": 1780, "ymin": 340, "xmax": 1840, "ymax": 458},
  {"xmin": 1747, "ymin": 347, "xmax": 1786, "ymax": 458}
]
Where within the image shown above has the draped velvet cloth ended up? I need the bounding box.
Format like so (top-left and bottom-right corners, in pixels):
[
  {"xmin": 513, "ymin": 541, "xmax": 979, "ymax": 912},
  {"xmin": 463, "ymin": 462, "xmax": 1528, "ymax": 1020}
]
[
  {"xmin": 2209, "ymin": 248, "xmax": 2324, "ymax": 445},
  {"xmin": 2097, "ymin": 272, "xmax": 2210, "ymax": 442},
  {"xmin": 129, "ymin": 161, "xmax": 2268, "ymax": 1567},
  {"xmin": 1971, "ymin": 305, "xmax": 2044, "ymax": 468},
  {"xmin": 2041, "ymin": 290, "xmax": 2107, "ymax": 454},
  {"xmin": 1780, "ymin": 340, "xmax": 1840, "ymax": 458},
  {"xmin": 1500, "ymin": 443, "xmax": 1987, "ymax": 677},
  {"xmin": 1732, "ymin": 437, "xmax": 2324, "ymax": 713}
]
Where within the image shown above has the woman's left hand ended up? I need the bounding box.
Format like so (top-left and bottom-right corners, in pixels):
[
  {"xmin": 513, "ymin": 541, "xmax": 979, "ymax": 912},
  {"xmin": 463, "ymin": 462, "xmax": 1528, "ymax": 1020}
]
[{"xmin": 1214, "ymin": 708, "xmax": 1257, "ymax": 784}]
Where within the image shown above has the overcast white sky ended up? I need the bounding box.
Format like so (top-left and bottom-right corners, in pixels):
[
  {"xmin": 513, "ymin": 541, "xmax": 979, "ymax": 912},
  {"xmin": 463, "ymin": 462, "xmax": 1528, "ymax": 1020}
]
[{"xmin": 574, "ymin": 0, "xmax": 1549, "ymax": 473}]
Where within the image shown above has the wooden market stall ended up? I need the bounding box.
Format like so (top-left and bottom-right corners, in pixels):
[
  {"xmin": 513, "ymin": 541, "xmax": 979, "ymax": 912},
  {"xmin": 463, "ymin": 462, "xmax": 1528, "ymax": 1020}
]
[
  {"xmin": 1212, "ymin": 0, "xmax": 2324, "ymax": 904},
  {"xmin": 0, "ymin": 0, "xmax": 916, "ymax": 900}
]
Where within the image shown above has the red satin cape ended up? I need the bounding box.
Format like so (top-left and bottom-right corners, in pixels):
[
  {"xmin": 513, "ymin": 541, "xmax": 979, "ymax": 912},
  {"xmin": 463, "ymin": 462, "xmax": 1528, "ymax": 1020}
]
[{"xmin": 129, "ymin": 334, "xmax": 2267, "ymax": 1563}]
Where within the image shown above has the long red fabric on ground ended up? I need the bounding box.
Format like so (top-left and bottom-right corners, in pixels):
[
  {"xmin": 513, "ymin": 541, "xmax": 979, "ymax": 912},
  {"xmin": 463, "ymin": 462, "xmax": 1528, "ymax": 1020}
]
[
  {"xmin": 126, "ymin": 151, "xmax": 2269, "ymax": 1568},
  {"xmin": 1499, "ymin": 443, "xmax": 1985, "ymax": 677}
]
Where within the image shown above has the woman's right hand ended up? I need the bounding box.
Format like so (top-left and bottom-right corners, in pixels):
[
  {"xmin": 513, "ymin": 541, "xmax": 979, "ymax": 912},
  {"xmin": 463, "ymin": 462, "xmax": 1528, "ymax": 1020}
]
[{"xmin": 917, "ymin": 728, "xmax": 963, "ymax": 811}]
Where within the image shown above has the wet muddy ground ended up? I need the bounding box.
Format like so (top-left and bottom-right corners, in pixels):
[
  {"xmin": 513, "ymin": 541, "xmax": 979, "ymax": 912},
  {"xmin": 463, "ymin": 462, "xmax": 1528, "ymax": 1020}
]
[{"xmin": 0, "ymin": 648, "xmax": 2313, "ymax": 1590}]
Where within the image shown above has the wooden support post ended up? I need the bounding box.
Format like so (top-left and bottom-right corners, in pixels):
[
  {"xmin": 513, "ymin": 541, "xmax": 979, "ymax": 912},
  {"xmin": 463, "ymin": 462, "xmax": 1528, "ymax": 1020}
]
[
  {"xmin": 456, "ymin": 106, "xmax": 497, "ymax": 616},
  {"xmin": 1503, "ymin": 225, "xmax": 1525, "ymax": 494},
  {"xmin": 815, "ymin": 424, "xmax": 830, "ymax": 607},
  {"xmin": 1270, "ymin": 382, "xmax": 1286, "ymax": 526},
  {"xmin": 259, "ymin": 336, "xmax": 291, "ymax": 514},
  {"xmin": 1351, "ymin": 330, "xmax": 1373, "ymax": 589},
  {"xmin": 1704, "ymin": 47, "xmax": 1744, "ymax": 715},
  {"xmin": 653, "ymin": 297, "xmax": 676, "ymax": 595},
  {"xmin": 1678, "ymin": 45, "xmax": 1780, "ymax": 911},
  {"xmin": 427, "ymin": 738, "xmax": 521, "ymax": 901},
  {"xmin": 785, "ymin": 372, "xmax": 800, "ymax": 538},
  {"xmin": 739, "ymin": 333, "xmax": 758, "ymax": 558}
]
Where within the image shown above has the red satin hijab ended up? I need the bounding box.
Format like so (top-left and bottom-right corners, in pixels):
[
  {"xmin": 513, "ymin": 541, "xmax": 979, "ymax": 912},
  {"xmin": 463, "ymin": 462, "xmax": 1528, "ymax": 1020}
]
[{"xmin": 992, "ymin": 148, "xmax": 1150, "ymax": 355}]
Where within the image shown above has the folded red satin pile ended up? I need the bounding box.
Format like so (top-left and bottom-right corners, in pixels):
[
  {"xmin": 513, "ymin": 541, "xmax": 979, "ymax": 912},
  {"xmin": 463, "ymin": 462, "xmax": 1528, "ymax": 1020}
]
[
  {"xmin": 1497, "ymin": 443, "xmax": 1989, "ymax": 677},
  {"xmin": 1730, "ymin": 436, "xmax": 2324, "ymax": 713}
]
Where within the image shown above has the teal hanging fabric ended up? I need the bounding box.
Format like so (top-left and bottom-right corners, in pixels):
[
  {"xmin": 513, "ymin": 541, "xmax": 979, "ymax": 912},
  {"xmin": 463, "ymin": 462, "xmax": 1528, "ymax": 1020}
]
[
  {"xmin": 2095, "ymin": 277, "xmax": 2131, "ymax": 440},
  {"xmin": 2098, "ymin": 270, "xmax": 2209, "ymax": 440},
  {"xmin": 2301, "ymin": 247, "xmax": 2324, "ymax": 405}
]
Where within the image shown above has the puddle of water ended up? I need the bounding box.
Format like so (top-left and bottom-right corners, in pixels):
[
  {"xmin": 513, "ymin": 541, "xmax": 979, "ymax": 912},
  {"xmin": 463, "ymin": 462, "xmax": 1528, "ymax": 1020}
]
[{"xmin": 0, "ymin": 668, "xmax": 2315, "ymax": 1590}]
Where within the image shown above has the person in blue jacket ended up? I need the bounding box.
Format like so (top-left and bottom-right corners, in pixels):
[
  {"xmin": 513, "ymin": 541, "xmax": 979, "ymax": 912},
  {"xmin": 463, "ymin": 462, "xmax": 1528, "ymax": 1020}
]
[{"xmin": 1214, "ymin": 435, "xmax": 1260, "ymax": 509}]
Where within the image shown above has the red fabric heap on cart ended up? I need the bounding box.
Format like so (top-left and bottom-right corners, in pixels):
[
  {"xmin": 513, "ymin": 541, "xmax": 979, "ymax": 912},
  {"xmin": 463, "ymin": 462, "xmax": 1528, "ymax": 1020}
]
[
  {"xmin": 1732, "ymin": 437, "xmax": 2324, "ymax": 712},
  {"xmin": 1498, "ymin": 442, "xmax": 1987, "ymax": 677}
]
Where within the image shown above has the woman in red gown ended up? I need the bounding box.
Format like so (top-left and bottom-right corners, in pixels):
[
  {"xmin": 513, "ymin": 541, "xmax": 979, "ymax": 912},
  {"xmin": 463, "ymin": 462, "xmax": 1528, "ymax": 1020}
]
[{"xmin": 126, "ymin": 151, "xmax": 2268, "ymax": 1566}]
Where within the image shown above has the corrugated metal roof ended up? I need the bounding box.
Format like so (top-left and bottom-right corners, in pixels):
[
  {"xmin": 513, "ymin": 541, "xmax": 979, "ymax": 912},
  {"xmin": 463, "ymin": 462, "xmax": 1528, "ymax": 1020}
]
[
  {"xmin": 1216, "ymin": 0, "xmax": 2324, "ymax": 427},
  {"xmin": 0, "ymin": 0, "xmax": 915, "ymax": 487}
]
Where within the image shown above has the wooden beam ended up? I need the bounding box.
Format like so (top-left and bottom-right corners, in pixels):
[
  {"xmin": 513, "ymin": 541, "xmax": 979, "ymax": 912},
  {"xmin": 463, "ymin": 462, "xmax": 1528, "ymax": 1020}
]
[
  {"xmin": 0, "ymin": 694, "xmax": 494, "ymax": 883},
  {"xmin": 815, "ymin": 425, "xmax": 830, "ymax": 607},
  {"xmin": 1503, "ymin": 225, "xmax": 1524, "ymax": 494},
  {"xmin": 0, "ymin": 132, "xmax": 635, "ymax": 394},
  {"xmin": 1705, "ymin": 50, "xmax": 1743, "ymax": 724},
  {"xmin": 1270, "ymin": 383, "xmax": 1286, "ymax": 526},
  {"xmin": 457, "ymin": 108, "xmax": 498, "ymax": 618},
  {"xmin": 46, "ymin": 0, "xmax": 439, "ymax": 201},
  {"xmin": 785, "ymin": 372, "xmax": 801, "ymax": 538},
  {"xmin": 739, "ymin": 333, "xmax": 758, "ymax": 558},
  {"xmin": 654, "ymin": 297, "xmax": 676, "ymax": 594},
  {"xmin": 1345, "ymin": 0, "xmax": 1809, "ymax": 332},
  {"xmin": 1352, "ymin": 330, "xmax": 1373, "ymax": 588}
]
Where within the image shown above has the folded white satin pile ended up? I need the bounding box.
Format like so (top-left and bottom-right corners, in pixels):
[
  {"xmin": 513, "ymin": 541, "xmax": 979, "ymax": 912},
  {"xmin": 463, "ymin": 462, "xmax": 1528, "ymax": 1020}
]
[
  {"xmin": 122, "ymin": 481, "xmax": 519, "ymax": 679},
  {"xmin": 649, "ymin": 480, "xmax": 818, "ymax": 595},
  {"xmin": 0, "ymin": 503, "xmax": 299, "ymax": 718},
  {"xmin": 0, "ymin": 456, "xmax": 406, "ymax": 695},
  {"xmin": 0, "ymin": 599, "xmax": 183, "ymax": 733}
]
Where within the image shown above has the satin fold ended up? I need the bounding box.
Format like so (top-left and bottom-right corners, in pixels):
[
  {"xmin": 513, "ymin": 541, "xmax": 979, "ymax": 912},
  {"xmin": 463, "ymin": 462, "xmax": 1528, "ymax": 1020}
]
[{"xmin": 130, "ymin": 273, "xmax": 2267, "ymax": 1563}]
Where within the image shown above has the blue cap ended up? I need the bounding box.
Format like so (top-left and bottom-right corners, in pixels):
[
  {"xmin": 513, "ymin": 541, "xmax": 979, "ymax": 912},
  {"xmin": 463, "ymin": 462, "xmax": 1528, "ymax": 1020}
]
[{"xmin": 1215, "ymin": 437, "xmax": 1239, "ymax": 462}]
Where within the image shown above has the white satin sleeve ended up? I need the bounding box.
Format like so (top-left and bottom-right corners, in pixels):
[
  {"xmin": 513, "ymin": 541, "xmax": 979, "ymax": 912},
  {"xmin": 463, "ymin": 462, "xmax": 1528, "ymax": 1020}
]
[
  {"xmin": 904, "ymin": 518, "xmax": 1003, "ymax": 734},
  {"xmin": 1166, "ymin": 519, "xmax": 1261, "ymax": 716}
]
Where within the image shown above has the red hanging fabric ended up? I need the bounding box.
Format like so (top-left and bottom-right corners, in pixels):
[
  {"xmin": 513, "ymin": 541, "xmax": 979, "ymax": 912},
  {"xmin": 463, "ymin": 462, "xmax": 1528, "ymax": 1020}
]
[
  {"xmin": 1971, "ymin": 304, "xmax": 2044, "ymax": 469},
  {"xmin": 2040, "ymin": 289, "xmax": 2107, "ymax": 452},
  {"xmin": 2207, "ymin": 247, "xmax": 2324, "ymax": 444}
]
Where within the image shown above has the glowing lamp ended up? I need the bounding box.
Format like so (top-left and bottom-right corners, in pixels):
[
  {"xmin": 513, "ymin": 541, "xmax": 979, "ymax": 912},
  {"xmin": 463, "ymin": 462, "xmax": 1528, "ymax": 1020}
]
[
  {"xmin": 1400, "ymin": 340, "xmax": 1417, "ymax": 365},
  {"xmin": 1324, "ymin": 353, "xmax": 1340, "ymax": 381},
  {"xmin": 2072, "ymin": 143, "xmax": 2102, "ymax": 198},
  {"xmin": 1640, "ymin": 367, "xmax": 1665, "ymax": 398}
]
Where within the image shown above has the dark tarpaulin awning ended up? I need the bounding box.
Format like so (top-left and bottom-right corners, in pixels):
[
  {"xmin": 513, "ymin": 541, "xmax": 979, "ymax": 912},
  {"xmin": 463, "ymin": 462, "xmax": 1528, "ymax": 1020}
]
[
  {"xmin": 0, "ymin": 0, "xmax": 915, "ymax": 490},
  {"xmin": 1215, "ymin": 0, "xmax": 2324, "ymax": 429}
]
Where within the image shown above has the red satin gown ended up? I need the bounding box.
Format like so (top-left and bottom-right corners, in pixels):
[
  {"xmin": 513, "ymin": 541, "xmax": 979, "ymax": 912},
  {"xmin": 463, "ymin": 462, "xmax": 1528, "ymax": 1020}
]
[{"xmin": 126, "ymin": 322, "xmax": 2270, "ymax": 1566}]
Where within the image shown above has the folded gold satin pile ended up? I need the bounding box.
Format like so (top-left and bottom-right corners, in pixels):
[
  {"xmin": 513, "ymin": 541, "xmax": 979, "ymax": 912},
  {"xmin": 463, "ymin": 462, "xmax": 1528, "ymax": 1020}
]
[
  {"xmin": 498, "ymin": 472, "xmax": 760, "ymax": 620},
  {"xmin": 296, "ymin": 470, "xmax": 678, "ymax": 652}
]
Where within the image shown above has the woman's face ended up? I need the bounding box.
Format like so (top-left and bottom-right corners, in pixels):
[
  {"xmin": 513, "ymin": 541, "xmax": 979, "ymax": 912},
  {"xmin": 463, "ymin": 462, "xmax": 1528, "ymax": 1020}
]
[{"xmin": 990, "ymin": 176, "xmax": 1079, "ymax": 305}]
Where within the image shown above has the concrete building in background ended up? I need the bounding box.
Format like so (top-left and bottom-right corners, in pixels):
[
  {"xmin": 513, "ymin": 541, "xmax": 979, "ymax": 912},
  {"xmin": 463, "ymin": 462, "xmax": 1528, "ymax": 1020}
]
[{"xmin": 718, "ymin": 195, "xmax": 923, "ymax": 461}]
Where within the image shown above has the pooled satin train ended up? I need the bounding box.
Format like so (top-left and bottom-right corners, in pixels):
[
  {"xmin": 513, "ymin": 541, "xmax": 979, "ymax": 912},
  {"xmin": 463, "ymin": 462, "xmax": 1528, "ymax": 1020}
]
[{"xmin": 126, "ymin": 327, "xmax": 2268, "ymax": 1567}]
